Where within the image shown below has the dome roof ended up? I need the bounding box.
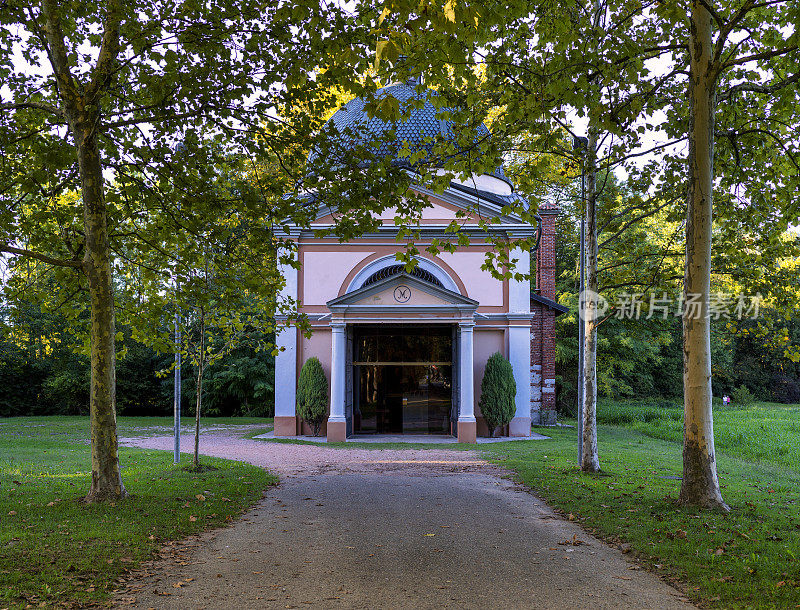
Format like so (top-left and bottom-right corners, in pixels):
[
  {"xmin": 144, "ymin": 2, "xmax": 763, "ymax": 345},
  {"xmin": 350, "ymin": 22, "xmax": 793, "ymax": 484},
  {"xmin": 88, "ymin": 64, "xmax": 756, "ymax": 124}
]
[
  {"xmin": 308, "ymin": 80, "xmax": 532, "ymax": 206},
  {"xmin": 311, "ymin": 81, "xmax": 492, "ymax": 167}
]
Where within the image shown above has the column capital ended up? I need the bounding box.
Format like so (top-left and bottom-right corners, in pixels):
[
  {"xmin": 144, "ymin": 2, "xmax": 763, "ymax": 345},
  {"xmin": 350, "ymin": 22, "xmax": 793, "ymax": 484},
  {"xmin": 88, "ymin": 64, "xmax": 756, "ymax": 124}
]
[
  {"xmin": 458, "ymin": 321, "xmax": 476, "ymax": 330},
  {"xmin": 330, "ymin": 322, "xmax": 346, "ymax": 331}
]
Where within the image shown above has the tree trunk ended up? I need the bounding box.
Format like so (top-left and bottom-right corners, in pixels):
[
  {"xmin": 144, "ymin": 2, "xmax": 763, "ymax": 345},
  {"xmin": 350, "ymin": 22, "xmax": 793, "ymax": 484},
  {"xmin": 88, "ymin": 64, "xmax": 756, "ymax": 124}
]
[
  {"xmin": 581, "ymin": 128, "xmax": 601, "ymax": 473},
  {"xmin": 74, "ymin": 109, "xmax": 127, "ymax": 502},
  {"xmin": 194, "ymin": 310, "xmax": 205, "ymax": 469},
  {"xmin": 41, "ymin": 0, "xmax": 125, "ymax": 502},
  {"xmin": 680, "ymin": 2, "xmax": 729, "ymax": 511}
]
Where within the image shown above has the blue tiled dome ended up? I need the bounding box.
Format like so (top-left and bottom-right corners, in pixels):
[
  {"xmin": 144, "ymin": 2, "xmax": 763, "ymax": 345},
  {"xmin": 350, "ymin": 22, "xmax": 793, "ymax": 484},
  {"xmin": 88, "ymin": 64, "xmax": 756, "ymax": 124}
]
[{"xmin": 311, "ymin": 82, "xmax": 491, "ymax": 166}]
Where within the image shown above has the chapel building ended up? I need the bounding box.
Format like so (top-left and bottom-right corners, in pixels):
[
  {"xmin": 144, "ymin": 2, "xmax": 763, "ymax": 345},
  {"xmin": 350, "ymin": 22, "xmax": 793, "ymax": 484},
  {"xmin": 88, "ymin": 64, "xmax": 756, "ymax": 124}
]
[{"xmin": 274, "ymin": 78, "xmax": 564, "ymax": 443}]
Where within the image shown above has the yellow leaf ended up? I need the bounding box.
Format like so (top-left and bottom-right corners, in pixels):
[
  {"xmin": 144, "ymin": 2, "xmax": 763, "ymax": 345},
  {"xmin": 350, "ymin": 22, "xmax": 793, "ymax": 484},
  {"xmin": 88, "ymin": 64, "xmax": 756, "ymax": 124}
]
[
  {"xmin": 378, "ymin": 6, "xmax": 391, "ymax": 24},
  {"xmin": 444, "ymin": 0, "xmax": 455, "ymax": 22}
]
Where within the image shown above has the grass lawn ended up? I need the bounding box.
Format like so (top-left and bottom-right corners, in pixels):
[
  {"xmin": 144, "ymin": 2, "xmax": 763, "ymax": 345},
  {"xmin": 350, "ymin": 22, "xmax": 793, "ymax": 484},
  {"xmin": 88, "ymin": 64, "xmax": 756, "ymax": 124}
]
[
  {"xmin": 484, "ymin": 400, "xmax": 800, "ymax": 609},
  {"xmin": 0, "ymin": 416, "xmax": 277, "ymax": 608}
]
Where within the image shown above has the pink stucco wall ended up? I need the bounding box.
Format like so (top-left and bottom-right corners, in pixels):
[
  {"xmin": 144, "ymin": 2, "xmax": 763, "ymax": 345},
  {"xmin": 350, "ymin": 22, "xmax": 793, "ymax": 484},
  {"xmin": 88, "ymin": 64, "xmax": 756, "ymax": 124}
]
[
  {"xmin": 302, "ymin": 251, "xmax": 371, "ymax": 305},
  {"xmin": 301, "ymin": 329, "xmax": 332, "ymax": 385},
  {"xmin": 473, "ymin": 329, "xmax": 506, "ymax": 417},
  {"xmin": 436, "ymin": 252, "xmax": 504, "ymax": 306}
]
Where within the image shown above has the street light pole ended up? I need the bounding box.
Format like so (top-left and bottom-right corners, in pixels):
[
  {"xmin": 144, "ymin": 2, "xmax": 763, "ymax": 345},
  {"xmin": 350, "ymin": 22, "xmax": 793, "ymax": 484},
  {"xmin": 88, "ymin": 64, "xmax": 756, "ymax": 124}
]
[
  {"xmin": 174, "ymin": 307, "xmax": 181, "ymax": 464},
  {"xmin": 573, "ymin": 135, "xmax": 588, "ymax": 467},
  {"xmin": 173, "ymin": 199, "xmax": 182, "ymax": 465}
]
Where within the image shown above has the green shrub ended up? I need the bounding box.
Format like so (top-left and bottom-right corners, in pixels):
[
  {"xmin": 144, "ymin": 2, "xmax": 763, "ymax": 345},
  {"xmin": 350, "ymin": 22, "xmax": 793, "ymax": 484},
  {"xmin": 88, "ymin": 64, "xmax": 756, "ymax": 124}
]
[
  {"xmin": 479, "ymin": 352, "xmax": 517, "ymax": 437},
  {"xmin": 297, "ymin": 357, "xmax": 328, "ymax": 436},
  {"xmin": 731, "ymin": 384, "xmax": 755, "ymax": 406}
]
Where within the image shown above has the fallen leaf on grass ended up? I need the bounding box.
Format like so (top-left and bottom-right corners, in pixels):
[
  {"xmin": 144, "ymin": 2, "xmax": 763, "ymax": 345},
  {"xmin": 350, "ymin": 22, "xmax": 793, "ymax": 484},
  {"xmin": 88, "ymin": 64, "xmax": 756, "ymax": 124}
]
[
  {"xmin": 189, "ymin": 516, "xmax": 197, "ymax": 522},
  {"xmin": 196, "ymin": 494, "xmax": 206, "ymax": 502}
]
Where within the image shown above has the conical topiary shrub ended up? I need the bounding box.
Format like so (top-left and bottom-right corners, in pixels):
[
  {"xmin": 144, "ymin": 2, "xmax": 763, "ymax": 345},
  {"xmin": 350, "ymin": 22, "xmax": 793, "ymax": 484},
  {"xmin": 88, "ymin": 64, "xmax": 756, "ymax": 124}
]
[
  {"xmin": 479, "ymin": 352, "xmax": 517, "ymax": 437},
  {"xmin": 297, "ymin": 357, "xmax": 328, "ymax": 436}
]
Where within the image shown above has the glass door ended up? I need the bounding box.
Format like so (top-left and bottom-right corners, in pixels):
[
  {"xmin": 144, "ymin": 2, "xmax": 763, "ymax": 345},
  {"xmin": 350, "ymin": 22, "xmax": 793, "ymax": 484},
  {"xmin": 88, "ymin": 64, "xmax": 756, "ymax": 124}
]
[{"xmin": 354, "ymin": 326, "xmax": 452, "ymax": 434}]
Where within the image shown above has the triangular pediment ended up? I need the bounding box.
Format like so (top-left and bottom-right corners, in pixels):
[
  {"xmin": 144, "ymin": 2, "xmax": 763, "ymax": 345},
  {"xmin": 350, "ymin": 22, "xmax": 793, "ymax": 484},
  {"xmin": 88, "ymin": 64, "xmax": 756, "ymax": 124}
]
[{"xmin": 327, "ymin": 272, "xmax": 478, "ymax": 309}]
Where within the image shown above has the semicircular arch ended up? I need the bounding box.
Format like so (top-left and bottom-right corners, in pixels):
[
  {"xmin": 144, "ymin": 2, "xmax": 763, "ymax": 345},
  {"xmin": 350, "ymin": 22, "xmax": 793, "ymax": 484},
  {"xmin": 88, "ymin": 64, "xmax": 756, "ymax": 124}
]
[{"xmin": 341, "ymin": 254, "xmax": 463, "ymax": 295}]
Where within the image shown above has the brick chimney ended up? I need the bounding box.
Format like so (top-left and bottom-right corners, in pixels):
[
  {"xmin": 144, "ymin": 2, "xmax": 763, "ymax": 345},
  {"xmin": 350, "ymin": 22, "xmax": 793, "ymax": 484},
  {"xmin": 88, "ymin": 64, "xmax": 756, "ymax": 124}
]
[{"xmin": 531, "ymin": 205, "xmax": 559, "ymax": 425}]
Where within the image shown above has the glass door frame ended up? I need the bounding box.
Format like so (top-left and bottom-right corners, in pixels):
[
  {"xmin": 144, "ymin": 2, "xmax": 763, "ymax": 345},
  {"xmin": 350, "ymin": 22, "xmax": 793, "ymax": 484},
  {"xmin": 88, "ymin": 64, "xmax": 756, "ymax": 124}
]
[{"xmin": 351, "ymin": 324, "xmax": 455, "ymax": 435}]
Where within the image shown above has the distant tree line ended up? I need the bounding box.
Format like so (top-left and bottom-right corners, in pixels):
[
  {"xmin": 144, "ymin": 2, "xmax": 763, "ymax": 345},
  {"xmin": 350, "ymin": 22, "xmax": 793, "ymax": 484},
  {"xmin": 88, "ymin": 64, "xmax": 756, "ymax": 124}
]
[
  {"xmin": 0, "ymin": 301, "xmax": 274, "ymax": 418},
  {"xmin": 550, "ymin": 180, "xmax": 800, "ymax": 413}
]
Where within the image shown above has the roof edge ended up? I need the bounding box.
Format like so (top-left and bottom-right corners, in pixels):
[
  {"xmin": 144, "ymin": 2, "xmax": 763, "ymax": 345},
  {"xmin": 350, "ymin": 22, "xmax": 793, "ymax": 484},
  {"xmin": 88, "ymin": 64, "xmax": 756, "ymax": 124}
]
[{"xmin": 530, "ymin": 292, "xmax": 569, "ymax": 315}]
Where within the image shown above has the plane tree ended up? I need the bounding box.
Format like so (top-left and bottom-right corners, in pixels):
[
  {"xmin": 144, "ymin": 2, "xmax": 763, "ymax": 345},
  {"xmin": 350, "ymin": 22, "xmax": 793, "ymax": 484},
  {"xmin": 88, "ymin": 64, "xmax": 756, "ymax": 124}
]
[{"xmin": 0, "ymin": 0, "xmax": 382, "ymax": 502}]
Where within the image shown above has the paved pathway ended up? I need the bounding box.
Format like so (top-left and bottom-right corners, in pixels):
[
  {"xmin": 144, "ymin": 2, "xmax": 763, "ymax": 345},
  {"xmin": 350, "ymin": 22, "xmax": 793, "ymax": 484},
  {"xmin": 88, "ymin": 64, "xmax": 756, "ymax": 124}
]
[{"xmin": 115, "ymin": 431, "xmax": 694, "ymax": 609}]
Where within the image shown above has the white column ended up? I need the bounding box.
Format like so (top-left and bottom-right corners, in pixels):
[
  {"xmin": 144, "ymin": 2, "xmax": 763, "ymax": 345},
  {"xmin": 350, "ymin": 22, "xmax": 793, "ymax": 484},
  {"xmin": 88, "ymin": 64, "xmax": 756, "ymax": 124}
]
[
  {"xmin": 328, "ymin": 323, "xmax": 346, "ymax": 423},
  {"xmin": 458, "ymin": 323, "xmax": 475, "ymax": 422},
  {"xmin": 274, "ymin": 324, "xmax": 297, "ymax": 417},
  {"xmin": 508, "ymin": 324, "xmax": 532, "ymax": 436},
  {"xmin": 508, "ymin": 247, "xmax": 531, "ymax": 314}
]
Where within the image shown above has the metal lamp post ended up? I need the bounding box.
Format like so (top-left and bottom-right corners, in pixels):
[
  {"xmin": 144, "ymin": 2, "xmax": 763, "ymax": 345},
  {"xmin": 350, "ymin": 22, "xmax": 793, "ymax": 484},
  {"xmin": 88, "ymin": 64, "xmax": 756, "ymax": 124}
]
[{"xmin": 174, "ymin": 305, "xmax": 181, "ymax": 464}]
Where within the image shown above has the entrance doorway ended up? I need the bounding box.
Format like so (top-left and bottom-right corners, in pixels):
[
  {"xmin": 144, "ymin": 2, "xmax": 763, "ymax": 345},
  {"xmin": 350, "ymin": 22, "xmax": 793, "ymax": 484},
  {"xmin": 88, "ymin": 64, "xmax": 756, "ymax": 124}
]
[{"xmin": 353, "ymin": 326, "xmax": 453, "ymax": 435}]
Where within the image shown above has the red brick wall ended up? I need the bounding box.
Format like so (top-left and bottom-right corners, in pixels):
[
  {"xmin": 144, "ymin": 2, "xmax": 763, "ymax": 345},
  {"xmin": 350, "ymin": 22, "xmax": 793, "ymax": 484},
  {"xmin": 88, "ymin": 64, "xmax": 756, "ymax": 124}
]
[
  {"xmin": 531, "ymin": 211, "xmax": 558, "ymax": 425},
  {"xmin": 537, "ymin": 214, "xmax": 557, "ymax": 300}
]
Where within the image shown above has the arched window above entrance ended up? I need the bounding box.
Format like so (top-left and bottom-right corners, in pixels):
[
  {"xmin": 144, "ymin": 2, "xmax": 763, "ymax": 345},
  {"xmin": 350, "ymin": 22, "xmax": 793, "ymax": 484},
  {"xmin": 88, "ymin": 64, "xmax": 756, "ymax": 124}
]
[
  {"xmin": 346, "ymin": 255, "xmax": 461, "ymax": 294},
  {"xmin": 360, "ymin": 264, "xmax": 443, "ymax": 289}
]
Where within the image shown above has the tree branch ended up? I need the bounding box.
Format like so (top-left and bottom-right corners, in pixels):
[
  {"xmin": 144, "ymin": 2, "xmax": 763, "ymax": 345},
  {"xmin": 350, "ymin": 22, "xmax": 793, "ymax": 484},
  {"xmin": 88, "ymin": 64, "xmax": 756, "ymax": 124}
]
[
  {"xmin": 695, "ymin": 0, "xmax": 726, "ymax": 28},
  {"xmin": 39, "ymin": 0, "xmax": 78, "ymax": 103},
  {"xmin": 0, "ymin": 243, "xmax": 84, "ymax": 268},
  {"xmin": 718, "ymin": 72, "xmax": 800, "ymax": 101},
  {"xmin": 712, "ymin": 0, "xmax": 756, "ymax": 67},
  {"xmin": 87, "ymin": 0, "xmax": 122, "ymax": 101},
  {"xmin": 0, "ymin": 101, "xmax": 64, "ymax": 116},
  {"xmin": 721, "ymin": 44, "xmax": 799, "ymax": 70}
]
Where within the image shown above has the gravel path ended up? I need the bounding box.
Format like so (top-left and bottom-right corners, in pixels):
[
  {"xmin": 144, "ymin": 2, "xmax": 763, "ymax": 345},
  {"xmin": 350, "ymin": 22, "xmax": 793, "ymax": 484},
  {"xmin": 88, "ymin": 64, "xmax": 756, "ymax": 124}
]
[{"xmin": 115, "ymin": 429, "xmax": 694, "ymax": 609}]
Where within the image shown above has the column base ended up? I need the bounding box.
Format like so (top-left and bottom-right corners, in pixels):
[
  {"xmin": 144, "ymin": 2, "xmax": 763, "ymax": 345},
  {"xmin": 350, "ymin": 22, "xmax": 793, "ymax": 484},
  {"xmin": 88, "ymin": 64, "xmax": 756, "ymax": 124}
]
[
  {"xmin": 457, "ymin": 420, "xmax": 477, "ymax": 444},
  {"xmin": 274, "ymin": 416, "xmax": 297, "ymax": 437},
  {"xmin": 509, "ymin": 416, "xmax": 532, "ymax": 437},
  {"xmin": 327, "ymin": 420, "xmax": 347, "ymax": 443}
]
